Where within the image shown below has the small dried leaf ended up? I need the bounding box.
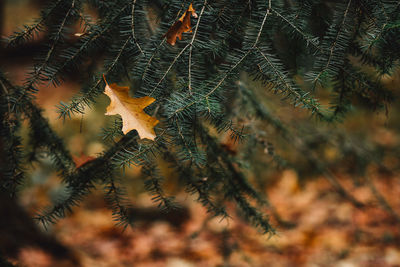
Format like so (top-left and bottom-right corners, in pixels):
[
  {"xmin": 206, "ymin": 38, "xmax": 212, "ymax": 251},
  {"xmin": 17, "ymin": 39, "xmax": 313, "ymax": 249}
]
[
  {"xmin": 103, "ymin": 75, "xmax": 159, "ymax": 140},
  {"xmin": 73, "ymin": 153, "xmax": 96, "ymax": 168},
  {"xmin": 164, "ymin": 3, "xmax": 198, "ymax": 45}
]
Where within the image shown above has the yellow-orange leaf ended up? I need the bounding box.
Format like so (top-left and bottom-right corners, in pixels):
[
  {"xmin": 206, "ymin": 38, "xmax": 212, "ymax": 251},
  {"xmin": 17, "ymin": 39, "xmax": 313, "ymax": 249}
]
[
  {"xmin": 164, "ymin": 3, "xmax": 198, "ymax": 45},
  {"xmin": 103, "ymin": 76, "xmax": 159, "ymax": 140}
]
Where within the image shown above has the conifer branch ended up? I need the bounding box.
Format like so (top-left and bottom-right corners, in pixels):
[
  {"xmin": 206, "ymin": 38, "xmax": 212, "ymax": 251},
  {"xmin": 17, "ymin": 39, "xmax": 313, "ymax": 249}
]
[
  {"xmin": 111, "ymin": 130, "xmax": 166, "ymax": 169},
  {"xmin": 311, "ymin": 0, "xmax": 353, "ymax": 86},
  {"xmin": 0, "ymin": 78, "xmax": 24, "ymax": 196},
  {"xmin": 131, "ymin": 0, "xmax": 144, "ymax": 55},
  {"xmin": 272, "ymin": 9, "xmax": 321, "ymax": 50},
  {"xmin": 104, "ymin": 178, "xmax": 131, "ymax": 229},
  {"xmin": 188, "ymin": 0, "xmax": 207, "ymax": 94},
  {"xmin": 150, "ymin": 43, "xmax": 190, "ymax": 96},
  {"xmin": 175, "ymin": 117, "xmax": 196, "ymax": 164},
  {"xmin": 255, "ymin": 47, "xmax": 324, "ymax": 117},
  {"xmin": 140, "ymin": 39, "xmax": 165, "ymax": 81},
  {"xmin": 139, "ymin": 1, "xmax": 191, "ymax": 82},
  {"xmin": 239, "ymin": 82, "xmax": 364, "ymax": 208},
  {"xmin": 150, "ymin": 0, "xmax": 208, "ymax": 97},
  {"xmin": 0, "ymin": 72, "xmax": 74, "ymax": 185},
  {"xmin": 58, "ymin": 33, "xmax": 132, "ymax": 120},
  {"xmin": 174, "ymin": 6, "xmax": 271, "ymax": 115},
  {"xmin": 47, "ymin": 5, "xmax": 130, "ymax": 84},
  {"xmin": 142, "ymin": 164, "xmax": 178, "ymax": 212},
  {"xmin": 25, "ymin": 0, "xmax": 77, "ymax": 92},
  {"xmin": 6, "ymin": 0, "xmax": 65, "ymax": 47}
]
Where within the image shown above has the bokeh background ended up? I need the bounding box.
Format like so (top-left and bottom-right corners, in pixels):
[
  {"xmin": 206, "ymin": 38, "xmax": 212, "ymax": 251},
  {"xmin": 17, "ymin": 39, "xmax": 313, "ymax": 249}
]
[{"xmin": 1, "ymin": 0, "xmax": 400, "ymax": 266}]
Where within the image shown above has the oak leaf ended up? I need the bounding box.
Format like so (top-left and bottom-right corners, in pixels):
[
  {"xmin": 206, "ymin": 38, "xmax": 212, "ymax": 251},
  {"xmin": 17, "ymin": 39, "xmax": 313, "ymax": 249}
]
[
  {"xmin": 103, "ymin": 75, "xmax": 159, "ymax": 140},
  {"xmin": 164, "ymin": 3, "xmax": 198, "ymax": 45}
]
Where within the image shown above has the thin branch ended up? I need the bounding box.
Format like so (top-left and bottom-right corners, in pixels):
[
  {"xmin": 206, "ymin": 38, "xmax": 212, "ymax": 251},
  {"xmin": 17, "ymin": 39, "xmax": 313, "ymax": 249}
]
[
  {"xmin": 18, "ymin": 0, "xmax": 76, "ymax": 103},
  {"xmin": 188, "ymin": 0, "xmax": 207, "ymax": 94},
  {"xmin": 273, "ymin": 9, "xmax": 321, "ymax": 51},
  {"xmin": 149, "ymin": 0, "xmax": 208, "ymax": 97},
  {"xmin": 255, "ymin": 47, "xmax": 323, "ymax": 116},
  {"xmin": 204, "ymin": 4, "xmax": 271, "ymax": 98},
  {"xmin": 175, "ymin": 117, "xmax": 196, "ymax": 163},
  {"xmin": 7, "ymin": 0, "xmax": 64, "ymax": 46},
  {"xmin": 48, "ymin": 5, "xmax": 129, "ymax": 83},
  {"xmin": 149, "ymin": 43, "xmax": 191, "ymax": 96},
  {"xmin": 174, "ymin": 5, "xmax": 272, "ymax": 115},
  {"xmin": 312, "ymin": 0, "xmax": 352, "ymax": 85},
  {"xmin": 141, "ymin": 39, "xmax": 166, "ymax": 81},
  {"xmin": 140, "ymin": 1, "xmax": 190, "ymax": 82},
  {"xmin": 111, "ymin": 130, "xmax": 166, "ymax": 168},
  {"xmin": 131, "ymin": 0, "xmax": 144, "ymax": 55}
]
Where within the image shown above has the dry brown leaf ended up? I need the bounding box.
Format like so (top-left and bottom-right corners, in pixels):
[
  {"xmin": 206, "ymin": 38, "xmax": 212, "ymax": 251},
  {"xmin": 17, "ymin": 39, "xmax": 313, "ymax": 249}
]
[
  {"xmin": 164, "ymin": 3, "xmax": 198, "ymax": 45},
  {"xmin": 73, "ymin": 153, "xmax": 96, "ymax": 168},
  {"xmin": 103, "ymin": 75, "xmax": 159, "ymax": 140}
]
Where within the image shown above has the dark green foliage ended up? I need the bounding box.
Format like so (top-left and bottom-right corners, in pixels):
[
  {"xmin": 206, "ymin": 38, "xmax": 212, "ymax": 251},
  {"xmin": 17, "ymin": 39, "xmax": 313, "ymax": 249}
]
[{"xmin": 1, "ymin": 0, "xmax": 399, "ymax": 234}]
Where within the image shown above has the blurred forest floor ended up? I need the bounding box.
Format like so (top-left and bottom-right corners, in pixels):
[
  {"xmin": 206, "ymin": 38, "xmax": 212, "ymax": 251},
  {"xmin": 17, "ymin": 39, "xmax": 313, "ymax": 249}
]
[
  {"xmin": 1, "ymin": 1, "xmax": 400, "ymax": 266},
  {"xmin": 11, "ymin": 171, "xmax": 400, "ymax": 267}
]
